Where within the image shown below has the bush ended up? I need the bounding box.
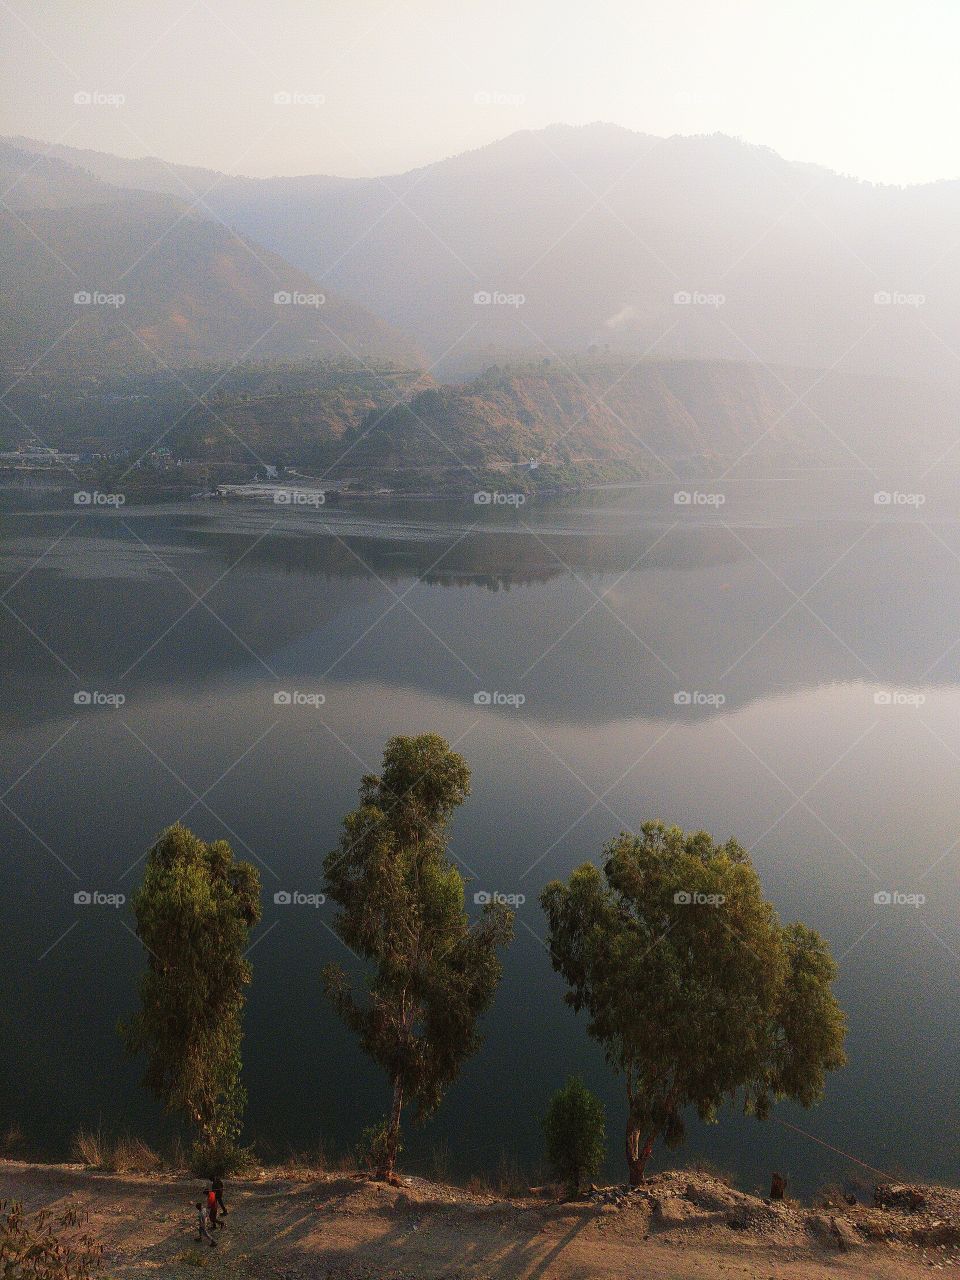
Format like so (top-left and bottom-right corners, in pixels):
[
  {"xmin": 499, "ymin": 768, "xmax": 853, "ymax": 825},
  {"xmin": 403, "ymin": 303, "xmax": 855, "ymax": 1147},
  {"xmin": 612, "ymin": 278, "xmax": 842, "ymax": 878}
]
[
  {"xmin": 0, "ymin": 1198, "xmax": 104, "ymax": 1279},
  {"xmin": 355, "ymin": 1122, "xmax": 397, "ymax": 1175},
  {"xmin": 188, "ymin": 1137, "xmax": 252, "ymax": 1180},
  {"xmin": 543, "ymin": 1077, "xmax": 606, "ymax": 1196}
]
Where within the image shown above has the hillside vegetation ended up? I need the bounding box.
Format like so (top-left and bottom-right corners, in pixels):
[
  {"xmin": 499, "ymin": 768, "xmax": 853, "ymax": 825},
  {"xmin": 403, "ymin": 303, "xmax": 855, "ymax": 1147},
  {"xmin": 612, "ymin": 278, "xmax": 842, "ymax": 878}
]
[
  {"xmin": 0, "ymin": 142, "xmax": 423, "ymax": 373},
  {"xmin": 8, "ymin": 354, "xmax": 960, "ymax": 490}
]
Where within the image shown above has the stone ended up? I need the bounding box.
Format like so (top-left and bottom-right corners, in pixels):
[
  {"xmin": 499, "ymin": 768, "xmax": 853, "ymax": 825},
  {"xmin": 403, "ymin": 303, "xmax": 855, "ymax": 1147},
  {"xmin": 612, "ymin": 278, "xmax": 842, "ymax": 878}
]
[
  {"xmin": 830, "ymin": 1216, "xmax": 863, "ymax": 1252},
  {"xmin": 651, "ymin": 1195, "xmax": 694, "ymax": 1229},
  {"xmin": 875, "ymin": 1183, "xmax": 927, "ymax": 1211}
]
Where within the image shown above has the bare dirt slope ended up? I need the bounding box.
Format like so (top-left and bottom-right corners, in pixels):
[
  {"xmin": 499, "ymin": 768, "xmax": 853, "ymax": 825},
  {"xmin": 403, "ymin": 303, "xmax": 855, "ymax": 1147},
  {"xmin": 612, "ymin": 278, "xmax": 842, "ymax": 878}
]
[{"xmin": 1, "ymin": 1160, "xmax": 954, "ymax": 1279}]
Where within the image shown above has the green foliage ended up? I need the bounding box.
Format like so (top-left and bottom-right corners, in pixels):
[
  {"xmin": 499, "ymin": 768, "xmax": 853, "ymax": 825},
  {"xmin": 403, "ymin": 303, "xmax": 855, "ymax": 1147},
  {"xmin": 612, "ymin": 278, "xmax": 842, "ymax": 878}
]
[
  {"xmin": 355, "ymin": 1122, "xmax": 399, "ymax": 1174},
  {"xmin": 543, "ymin": 1077, "xmax": 606, "ymax": 1195},
  {"xmin": 188, "ymin": 1124, "xmax": 253, "ymax": 1179},
  {"xmin": 541, "ymin": 822, "xmax": 846, "ymax": 1182},
  {"xmin": 0, "ymin": 1198, "xmax": 104, "ymax": 1280},
  {"xmin": 120, "ymin": 824, "xmax": 261, "ymax": 1169},
  {"xmin": 322, "ymin": 734, "xmax": 514, "ymax": 1177}
]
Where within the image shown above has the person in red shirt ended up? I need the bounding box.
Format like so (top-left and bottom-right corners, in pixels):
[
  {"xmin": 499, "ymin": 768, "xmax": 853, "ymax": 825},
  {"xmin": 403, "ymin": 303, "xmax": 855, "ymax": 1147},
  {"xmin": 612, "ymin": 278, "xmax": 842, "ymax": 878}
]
[{"xmin": 207, "ymin": 1186, "xmax": 219, "ymax": 1230}]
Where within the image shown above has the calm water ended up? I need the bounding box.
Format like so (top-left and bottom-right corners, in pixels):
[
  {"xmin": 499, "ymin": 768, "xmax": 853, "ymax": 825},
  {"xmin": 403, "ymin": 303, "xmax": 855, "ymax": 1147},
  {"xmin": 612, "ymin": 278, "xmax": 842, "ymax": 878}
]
[{"xmin": 3, "ymin": 477, "xmax": 960, "ymax": 1194}]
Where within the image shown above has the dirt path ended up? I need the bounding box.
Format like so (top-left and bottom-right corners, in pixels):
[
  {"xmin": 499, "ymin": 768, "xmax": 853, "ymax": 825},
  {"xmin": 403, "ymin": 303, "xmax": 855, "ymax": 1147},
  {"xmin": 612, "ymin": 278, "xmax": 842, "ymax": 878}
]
[{"xmin": 0, "ymin": 1160, "xmax": 943, "ymax": 1279}]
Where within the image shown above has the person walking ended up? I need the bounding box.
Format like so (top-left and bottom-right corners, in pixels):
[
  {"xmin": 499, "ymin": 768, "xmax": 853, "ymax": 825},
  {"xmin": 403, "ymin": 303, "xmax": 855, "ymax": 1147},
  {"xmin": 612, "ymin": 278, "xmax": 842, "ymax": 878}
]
[
  {"xmin": 194, "ymin": 1201, "xmax": 217, "ymax": 1247},
  {"xmin": 212, "ymin": 1175, "xmax": 227, "ymax": 1221},
  {"xmin": 207, "ymin": 1186, "xmax": 220, "ymax": 1231}
]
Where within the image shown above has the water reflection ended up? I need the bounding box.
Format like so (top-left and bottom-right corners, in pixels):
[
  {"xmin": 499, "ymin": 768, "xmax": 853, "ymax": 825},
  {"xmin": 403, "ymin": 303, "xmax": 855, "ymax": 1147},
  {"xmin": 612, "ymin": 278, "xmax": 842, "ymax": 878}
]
[{"xmin": 3, "ymin": 484, "xmax": 960, "ymax": 1193}]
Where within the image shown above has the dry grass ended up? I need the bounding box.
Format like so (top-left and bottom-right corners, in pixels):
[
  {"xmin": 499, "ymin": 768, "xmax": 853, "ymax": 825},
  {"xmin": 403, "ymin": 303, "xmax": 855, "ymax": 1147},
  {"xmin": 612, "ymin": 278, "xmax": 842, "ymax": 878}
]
[
  {"xmin": 428, "ymin": 1139, "xmax": 451, "ymax": 1184},
  {"xmin": 0, "ymin": 1125, "xmax": 25, "ymax": 1157},
  {"xmin": 72, "ymin": 1130, "xmax": 163, "ymax": 1174},
  {"xmin": 273, "ymin": 1142, "xmax": 331, "ymax": 1179},
  {"xmin": 682, "ymin": 1155, "xmax": 739, "ymax": 1188},
  {"xmin": 493, "ymin": 1151, "xmax": 530, "ymax": 1198}
]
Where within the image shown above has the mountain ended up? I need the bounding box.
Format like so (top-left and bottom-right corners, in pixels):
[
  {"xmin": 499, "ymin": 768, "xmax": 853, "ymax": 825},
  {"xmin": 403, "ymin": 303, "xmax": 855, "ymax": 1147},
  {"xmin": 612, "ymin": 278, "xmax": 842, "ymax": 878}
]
[
  {"xmin": 0, "ymin": 142, "xmax": 423, "ymax": 374},
  {"xmin": 13, "ymin": 125, "xmax": 960, "ymax": 382}
]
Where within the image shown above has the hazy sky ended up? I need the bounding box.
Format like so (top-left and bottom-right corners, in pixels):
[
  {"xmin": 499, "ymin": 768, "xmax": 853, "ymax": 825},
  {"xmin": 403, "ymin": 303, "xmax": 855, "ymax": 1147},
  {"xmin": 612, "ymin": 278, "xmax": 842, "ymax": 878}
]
[{"xmin": 1, "ymin": 0, "xmax": 957, "ymax": 184}]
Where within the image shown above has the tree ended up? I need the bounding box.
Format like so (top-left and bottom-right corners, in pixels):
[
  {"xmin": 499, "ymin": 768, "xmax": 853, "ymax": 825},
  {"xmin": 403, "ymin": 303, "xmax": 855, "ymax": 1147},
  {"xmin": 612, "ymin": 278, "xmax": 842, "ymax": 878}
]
[
  {"xmin": 540, "ymin": 822, "xmax": 846, "ymax": 1185},
  {"xmin": 322, "ymin": 734, "xmax": 514, "ymax": 1181},
  {"xmin": 120, "ymin": 824, "xmax": 261, "ymax": 1172},
  {"xmin": 543, "ymin": 1076, "xmax": 606, "ymax": 1196}
]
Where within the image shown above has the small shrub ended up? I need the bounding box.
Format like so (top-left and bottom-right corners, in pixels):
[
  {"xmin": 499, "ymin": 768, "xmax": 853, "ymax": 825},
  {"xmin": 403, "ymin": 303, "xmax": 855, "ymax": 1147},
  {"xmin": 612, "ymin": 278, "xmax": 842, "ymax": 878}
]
[
  {"xmin": 494, "ymin": 1151, "xmax": 528, "ymax": 1198},
  {"xmin": 355, "ymin": 1122, "xmax": 397, "ymax": 1175},
  {"xmin": 543, "ymin": 1076, "xmax": 606, "ymax": 1196},
  {"xmin": 167, "ymin": 1135, "xmax": 189, "ymax": 1172},
  {"xmin": 276, "ymin": 1142, "xmax": 329, "ymax": 1178},
  {"xmin": 1, "ymin": 1125, "xmax": 25, "ymax": 1156},
  {"xmin": 111, "ymin": 1137, "xmax": 162, "ymax": 1173},
  {"xmin": 71, "ymin": 1131, "xmax": 161, "ymax": 1173},
  {"xmin": 72, "ymin": 1130, "xmax": 106, "ymax": 1169},
  {"xmin": 429, "ymin": 1139, "xmax": 450, "ymax": 1184},
  {"xmin": 178, "ymin": 1248, "xmax": 210, "ymax": 1268},
  {"xmin": 189, "ymin": 1137, "xmax": 251, "ymax": 1179},
  {"xmin": 0, "ymin": 1198, "xmax": 104, "ymax": 1279}
]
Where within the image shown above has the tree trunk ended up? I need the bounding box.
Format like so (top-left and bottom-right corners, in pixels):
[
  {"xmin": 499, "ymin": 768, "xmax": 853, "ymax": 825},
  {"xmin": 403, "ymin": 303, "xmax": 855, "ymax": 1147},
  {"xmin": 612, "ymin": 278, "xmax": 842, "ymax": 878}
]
[
  {"xmin": 626, "ymin": 1125, "xmax": 655, "ymax": 1186},
  {"xmin": 377, "ymin": 1076, "xmax": 404, "ymax": 1181}
]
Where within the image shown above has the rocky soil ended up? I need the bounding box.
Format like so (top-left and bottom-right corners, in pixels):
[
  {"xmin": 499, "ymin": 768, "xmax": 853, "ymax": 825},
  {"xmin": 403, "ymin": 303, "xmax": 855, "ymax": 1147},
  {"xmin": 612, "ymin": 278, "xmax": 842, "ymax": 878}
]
[{"xmin": 2, "ymin": 1159, "xmax": 956, "ymax": 1278}]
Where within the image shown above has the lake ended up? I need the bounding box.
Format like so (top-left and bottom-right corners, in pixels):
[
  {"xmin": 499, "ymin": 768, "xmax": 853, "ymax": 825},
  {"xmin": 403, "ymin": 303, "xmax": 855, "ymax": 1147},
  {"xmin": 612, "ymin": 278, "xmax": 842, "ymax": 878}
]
[{"xmin": 3, "ymin": 476, "xmax": 959, "ymax": 1194}]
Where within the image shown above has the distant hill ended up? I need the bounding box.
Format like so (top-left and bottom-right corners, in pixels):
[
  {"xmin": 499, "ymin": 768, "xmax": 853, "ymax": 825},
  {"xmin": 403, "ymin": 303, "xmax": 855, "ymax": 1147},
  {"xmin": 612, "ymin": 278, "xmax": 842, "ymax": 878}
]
[
  {"xmin": 328, "ymin": 358, "xmax": 960, "ymax": 484},
  {"xmin": 12, "ymin": 355, "xmax": 958, "ymax": 490},
  {"xmin": 0, "ymin": 142, "xmax": 424, "ymax": 374},
  {"xmin": 14, "ymin": 125, "xmax": 960, "ymax": 382}
]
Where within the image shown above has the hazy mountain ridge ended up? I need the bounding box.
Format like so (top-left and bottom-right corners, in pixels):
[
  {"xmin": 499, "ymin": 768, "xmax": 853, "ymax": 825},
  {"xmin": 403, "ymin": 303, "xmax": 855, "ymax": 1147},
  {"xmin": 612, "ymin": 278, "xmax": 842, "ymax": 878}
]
[
  {"xmin": 14, "ymin": 125, "xmax": 960, "ymax": 382},
  {"xmin": 6, "ymin": 129, "xmax": 960, "ymax": 482},
  {"xmin": 0, "ymin": 142, "xmax": 424, "ymax": 372}
]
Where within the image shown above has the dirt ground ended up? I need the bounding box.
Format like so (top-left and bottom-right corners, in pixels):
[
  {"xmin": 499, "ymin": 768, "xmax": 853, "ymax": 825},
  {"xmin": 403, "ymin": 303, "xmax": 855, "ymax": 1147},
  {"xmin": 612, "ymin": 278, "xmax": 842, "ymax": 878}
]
[{"xmin": 1, "ymin": 1159, "xmax": 955, "ymax": 1279}]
